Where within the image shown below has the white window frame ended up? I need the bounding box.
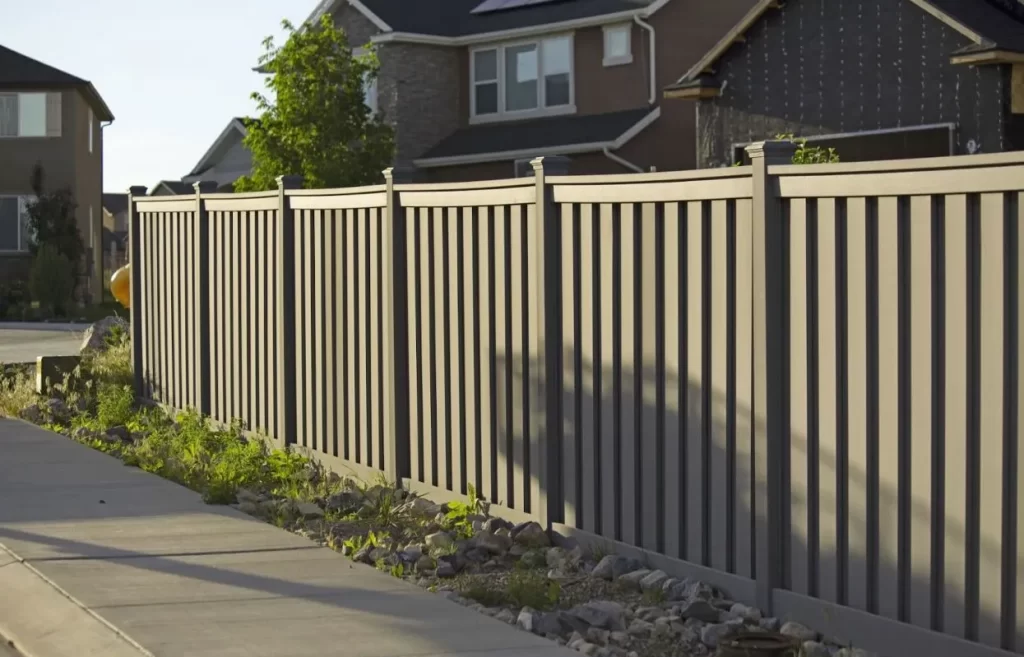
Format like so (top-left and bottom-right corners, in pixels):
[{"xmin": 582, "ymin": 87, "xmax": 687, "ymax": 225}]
[
  {"xmin": 0, "ymin": 195, "xmax": 36, "ymax": 253},
  {"xmin": 0, "ymin": 92, "xmax": 52, "ymax": 138},
  {"xmin": 603, "ymin": 24, "xmax": 633, "ymax": 67},
  {"xmin": 353, "ymin": 47, "xmax": 379, "ymax": 115},
  {"xmin": 469, "ymin": 33, "xmax": 576, "ymax": 124}
]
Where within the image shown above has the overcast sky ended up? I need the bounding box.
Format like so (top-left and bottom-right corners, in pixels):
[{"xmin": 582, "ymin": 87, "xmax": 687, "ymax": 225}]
[{"xmin": 2, "ymin": 0, "xmax": 311, "ymax": 193}]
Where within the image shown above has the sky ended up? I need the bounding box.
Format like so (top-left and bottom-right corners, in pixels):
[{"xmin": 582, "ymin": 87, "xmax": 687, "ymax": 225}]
[{"xmin": 1, "ymin": 0, "xmax": 312, "ymax": 194}]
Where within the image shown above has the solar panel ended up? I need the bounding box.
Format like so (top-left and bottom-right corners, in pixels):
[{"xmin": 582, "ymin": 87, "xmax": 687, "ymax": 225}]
[{"xmin": 471, "ymin": 0, "xmax": 563, "ymax": 15}]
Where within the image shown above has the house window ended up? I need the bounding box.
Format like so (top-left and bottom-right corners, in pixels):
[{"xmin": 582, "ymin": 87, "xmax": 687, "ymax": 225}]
[
  {"xmin": 362, "ymin": 73, "xmax": 378, "ymax": 114},
  {"xmin": 0, "ymin": 92, "xmax": 51, "ymax": 137},
  {"xmin": 88, "ymin": 108, "xmax": 94, "ymax": 152},
  {"xmin": 0, "ymin": 196, "xmax": 34, "ymax": 252},
  {"xmin": 603, "ymin": 24, "xmax": 632, "ymax": 66},
  {"xmin": 471, "ymin": 35, "xmax": 574, "ymax": 121}
]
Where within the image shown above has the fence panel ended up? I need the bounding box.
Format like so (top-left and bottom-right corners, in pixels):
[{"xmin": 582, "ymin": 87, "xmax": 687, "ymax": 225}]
[
  {"xmin": 287, "ymin": 188, "xmax": 390, "ymax": 479},
  {"xmin": 135, "ymin": 198, "xmax": 201, "ymax": 411},
  {"xmin": 549, "ymin": 169, "xmax": 759, "ymax": 595},
  {"xmin": 397, "ymin": 180, "xmax": 540, "ymax": 520},
  {"xmin": 773, "ymin": 154, "xmax": 1024, "ymax": 655}
]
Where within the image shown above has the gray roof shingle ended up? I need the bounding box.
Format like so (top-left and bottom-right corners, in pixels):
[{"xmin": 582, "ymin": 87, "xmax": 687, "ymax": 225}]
[
  {"xmin": 322, "ymin": 0, "xmax": 651, "ymax": 37},
  {"xmin": 418, "ymin": 107, "xmax": 654, "ymax": 160}
]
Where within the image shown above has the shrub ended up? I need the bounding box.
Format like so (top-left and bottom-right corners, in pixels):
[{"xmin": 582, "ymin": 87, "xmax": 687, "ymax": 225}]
[
  {"xmin": 29, "ymin": 244, "xmax": 76, "ymax": 316},
  {"xmin": 96, "ymin": 384, "xmax": 135, "ymax": 428},
  {"xmin": 507, "ymin": 568, "xmax": 561, "ymax": 610},
  {"xmin": 0, "ymin": 368, "xmax": 36, "ymax": 418},
  {"xmin": 775, "ymin": 133, "xmax": 840, "ymax": 164}
]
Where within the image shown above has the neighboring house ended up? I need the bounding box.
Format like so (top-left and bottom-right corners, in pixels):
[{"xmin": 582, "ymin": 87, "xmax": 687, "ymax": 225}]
[
  {"xmin": 300, "ymin": 0, "xmax": 756, "ymax": 182},
  {"xmin": 101, "ymin": 193, "xmax": 128, "ymax": 280},
  {"xmin": 102, "ymin": 192, "xmax": 128, "ymax": 234},
  {"xmin": 180, "ymin": 117, "xmax": 255, "ymax": 192},
  {"xmin": 664, "ymin": 0, "xmax": 1024, "ymax": 168},
  {"xmin": 150, "ymin": 180, "xmax": 195, "ymax": 196},
  {"xmin": 0, "ymin": 44, "xmax": 113, "ymax": 301}
]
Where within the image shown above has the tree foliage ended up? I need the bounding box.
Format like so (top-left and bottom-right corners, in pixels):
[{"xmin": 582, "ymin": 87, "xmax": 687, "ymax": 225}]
[
  {"xmin": 234, "ymin": 15, "xmax": 395, "ymax": 192},
  {"xmin": 775, "ymin": 133, "xmax": 840, "ymax": 164},
  {"xmin": 29, "ymin": 243, "xmax": 76, "ymax": 316},
  {"xmin": 25, "ymin": 164, "xmax": 84, "ymax": 270}
]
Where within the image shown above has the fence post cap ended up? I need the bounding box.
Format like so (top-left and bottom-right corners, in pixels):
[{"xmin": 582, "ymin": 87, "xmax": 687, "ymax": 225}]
[
  {"xmin": 128, "ymin": 185, "xmax": 148, "ymax": 197},
  {"xmin": 193, "ymin": 181, "xmax": 218, "ymax": 194},
  {"xmin": 382, "ymin": 166, "xmax": 418, "ymax": 184},
  {"xmin": 745, "ymin": 140, "xmax": 798, "ymax": 162},
  {"xmin": 530, "ymin": 156, "xmax": 570, "ymax": 176},
  {"xmin": 276, "ymin": 175, "xmax": 303, "ymax": 190}
]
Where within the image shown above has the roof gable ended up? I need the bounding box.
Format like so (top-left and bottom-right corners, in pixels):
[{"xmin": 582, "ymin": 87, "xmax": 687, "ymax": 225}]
[
  {"xmin": 670, "ymin": 0, "xmax": 1024, "ymax": 88},
  {"xmin": 187, "ymin": 118, "xmax": 250, "ymax": 177},
  {"xmin": 0, "ymin": 44, "xmax": 114, "ymax": 121}
]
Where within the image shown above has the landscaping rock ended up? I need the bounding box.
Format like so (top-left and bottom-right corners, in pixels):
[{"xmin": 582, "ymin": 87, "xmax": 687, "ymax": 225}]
[
  {"xmin": 495, "ymin": 608, "xmax": 517, "ymax": 624},
  {"xmin": 567, "ymin": 601, "xmax": 627, "ymax": 631},
  {"xmin": 426, "ymin": 531, "xmax": 454, "ymax": 550},
  {"xmin": 585, "ymin": 627, "xmax": 610, "ymax": 645},
  {"xmin": 517, "ymin": 607, "xmax": 539, "ymax": 633},
  {"xmin": 700, "ymin": 619, "xmax": 743, "ymax": 648},
  {"xmin": 758, "ymin": 616, "xmax": 781, "ymax": 631},
  {"xmin": 17, "ymin": 403, "xmax": 41, "ymax": 423},
  {"xmin": 679, "ymin": 597, "xmax": 720, "ymax": 622},
  {"xmin": 80, "ymin": 316, "xmax": 129, "ymax": 353},
  {"xmin": 414, "ymin": 554, "xmax": 435, "ymax": 572},
  {"xmin": 103, "ymin": 424, "xmax": 129, "ymax": 442},
  {"xmin": 626, "ymin": 619, "xmax": 654, "ymax": 637},
  {"xmin": 617, "ymin": 569, "xmax": 651, "ymax": 591},
  {"xmin": 802, "ymin": 641, "xmax": 832, "ymax": 657},
  {"xmin": 638, "ymin": 569, "xmax": 669, "ymax": 592},
  {"xmin": 325, "ymin": 490, "xmax": 361, "ymax": 513},
  {"xmin": 729, "ymin": 602, "xmax": 762, "ymax": 622},
  {"xmin": 608, "ymin": 631, "xmax": 629, "ymax": 647},
  {"xmin": 236, "ymin": 488, "xmax": 261, "ymax": 504},
  {"xmin": 474, "ymin": 530, "xmax": 511, "ymax": 555},
  {"xmin": 519, "ymin": 548, "xmax": 548, "ymax": 569},
  {"xmin": 780, "ymin": 620, "xmax": 818, "ymax": 642},
  {"xmin": 352, "ymin": 545, "xmax": 373, "ymax": 564},
  {"xmin": 513, "ymin": 521, "xmax": 550, "ymax": 548},
  {"xmin": 44, "ymin": 398, "xmax": 71, "ymax": 423},
  {"xmin": 435, "ymin": 561, "xmax": 457, "ymax": 578}
]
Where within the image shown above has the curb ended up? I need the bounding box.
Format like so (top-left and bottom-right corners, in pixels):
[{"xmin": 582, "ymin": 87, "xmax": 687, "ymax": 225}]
[
  {"xmin": 0, "ymin": 324, "xmax": 86, "ymax": 333},
  {"xmin": 0, "ymin": 545, "xmax": 151, "ymax": 657}
]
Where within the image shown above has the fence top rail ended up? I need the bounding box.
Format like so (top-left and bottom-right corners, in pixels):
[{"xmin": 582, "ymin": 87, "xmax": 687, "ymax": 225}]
[
  {"xmin": 287, "ymin": 184, "xmax": 387, "ymax": 196},
  {"xmin": 548, "ymin": 165, "xmax": 753, "ymax": 186},
  {"xmin": 395, "ymin": 178, "xmax": 535, "ymax": 193},
  {"xmin": 769, "ymin": 149, "xmax": 1024, "ymax": 177},
  {"xmin": 135, "ymin": 195, "xmax": 193, "ymax": 206},
  {"xmin": 203, "ymin": 190, "xmax": 279, "ymax": 200}
]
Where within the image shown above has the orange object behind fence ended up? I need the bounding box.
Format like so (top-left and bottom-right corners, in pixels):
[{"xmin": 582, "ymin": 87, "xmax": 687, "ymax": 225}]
[{"xmin": 110, "ymin": 264, "xmax": 131, "ymax": 308}]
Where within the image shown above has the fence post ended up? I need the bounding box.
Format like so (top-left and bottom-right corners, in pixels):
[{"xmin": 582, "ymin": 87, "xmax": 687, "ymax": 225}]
[
  {"xmin": 531, "ymin": 155, "xmax": 570, "ymax": 528},
  {"xmin": 747, "ymin": 140, "xmax": 797, "ymax": 614},
  {"xmin": 194, "ymin": 181, "xmax": 217, "ymax": 416},
  {"xmin": 382, "ymin": 166, "xmax": 416, "ymax": 487},
  {"xmin": 276, "ymin": 175, "xmax": 303, "ymax": 447},
  {"xmin": 127, "ymin": 185, "xmax": 149, "ymax": 398}
]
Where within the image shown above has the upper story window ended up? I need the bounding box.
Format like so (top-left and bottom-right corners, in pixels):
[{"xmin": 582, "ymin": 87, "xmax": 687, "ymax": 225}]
[
  {"xmin": 603, "ymin": 24, "xmax": 632, "ymax": 66},
  {"xmin": 471, "ymin": 35, "xmax": 574, "ymax": 122},
  {"xmin": 0, "ymin": 92, "xmax": 61, "ymax": 138},
  {"xmin": 88, "ymin": 108, "xmax": 94, "ymax": 152},
  {"xmin": 354, "ymin": 48, "xmax": 379, "ymax": 114}
]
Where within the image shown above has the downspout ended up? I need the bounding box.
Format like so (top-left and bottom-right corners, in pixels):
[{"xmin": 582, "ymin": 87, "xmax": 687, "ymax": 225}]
[
  {"xmin": 600, "ymin": 14, "xmax": 657, "ymax": 173},
  {"xmin": 634, "ymin": 15, "xmax": 656, "ymax": 105}
]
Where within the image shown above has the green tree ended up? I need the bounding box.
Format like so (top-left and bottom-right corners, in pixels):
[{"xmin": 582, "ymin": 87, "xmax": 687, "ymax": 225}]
[
  {"xmin": 25, "ymin": 164, "xmax": 85, "ymax": 270},
  {"xmin": 235, "ymin": 15, "xmax": 395, "ymax": 192},
  {"xmin": 29, "ymin": 243, "xmax": 76, "ymax": 317}
]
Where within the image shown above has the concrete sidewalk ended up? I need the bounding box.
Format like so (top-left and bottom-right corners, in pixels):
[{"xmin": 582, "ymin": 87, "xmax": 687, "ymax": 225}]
[{"xmin": 0, "ymin": 419, "xmax": 573, "ymax": 657}]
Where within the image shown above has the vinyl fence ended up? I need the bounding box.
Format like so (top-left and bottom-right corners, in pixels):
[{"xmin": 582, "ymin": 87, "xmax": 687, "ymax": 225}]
[{"xmin": 128, "ymin": 144, "xmax": 1024, "ymax": 657}]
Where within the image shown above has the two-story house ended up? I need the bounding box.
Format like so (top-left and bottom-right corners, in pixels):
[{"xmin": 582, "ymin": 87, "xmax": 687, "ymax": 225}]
[
  {"xmin": 307, "ymin": 0, "xmax": 755, "ymax": 182},
  {"xmin": 0, "ymin": 44, "xmax": 113, "ymax": 302},
  {"xmin": 664, "ymin": 0, "xmax": 1024, "ymax": 168}
]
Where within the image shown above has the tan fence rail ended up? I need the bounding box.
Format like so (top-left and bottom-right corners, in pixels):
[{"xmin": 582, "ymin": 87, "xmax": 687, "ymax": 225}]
[{"xmin": 128, "ymin": 145, "xmax": 1024, "ymax": 657}]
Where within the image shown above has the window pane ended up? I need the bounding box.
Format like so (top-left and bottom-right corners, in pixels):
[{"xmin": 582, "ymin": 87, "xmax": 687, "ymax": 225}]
[
  {"xmin": 474, "ymin": 49, "xmax": 497, "ymax": 82},
  {"xmin": 545, "ymin": 74, "xmax": 570, "ymax": 107},
  {"xmin": 505, "ymin": 44, "xmax": 538, "ymax": 112},
  {"xmin": 542, "ymin": 36, "xmax": 571, "ymax": 75},
  {"xmin": 0, "ymin": 95, "xmax": 17, "ymax": 137},
  {"xmin": 605, "ymin": 27, "xmax": 629, "ymax": 59},
  {"xmin": 475, "ymin": 82, "xmax": 498, "ymax": 115},
  {"xmin": 18, "ymin": 197, "xmax": 33, "ymax": 251},
  {"xmin": 18, "ymin": 93, "xmax": 46, "ymax": 137},
  {"xmin": 0, "ymin": 198, "xmax": 18, "ymax": 250}
]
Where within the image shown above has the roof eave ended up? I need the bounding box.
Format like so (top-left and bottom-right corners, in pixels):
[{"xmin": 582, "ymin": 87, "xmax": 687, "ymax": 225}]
[
  {"xmin": 187, "ymin": 118, "xmax": 248, "ymax": 177},
  {"xmin": 414, "ymin": 106, "xmax": 661, "ymax": 168},
  {"xmin": 950, "ymin": 48, "xmax": 1024, "ymax": 65}
]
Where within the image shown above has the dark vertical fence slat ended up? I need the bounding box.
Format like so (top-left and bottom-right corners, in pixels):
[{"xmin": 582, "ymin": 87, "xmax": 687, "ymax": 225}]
[
  {"xmin": 128, "ymin": 187, "xmax": 147, "ymax": 396},
  {"xmin": 277, "ymin": 176, "xmax": 301, "ymax": 445},
  {"xmin": 195, "ymin": 183, "xmax": 215, "ymax": 415}
]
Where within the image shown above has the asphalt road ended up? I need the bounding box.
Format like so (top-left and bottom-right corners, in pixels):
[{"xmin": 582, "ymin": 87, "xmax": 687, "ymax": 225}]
[{"xmin": 0, "ymin": 326, "xmax": 84, "ymax": 364}]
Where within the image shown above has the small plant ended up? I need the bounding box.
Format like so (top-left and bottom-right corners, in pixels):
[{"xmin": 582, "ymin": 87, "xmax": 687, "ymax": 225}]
[
  {"xmin": 642, "ymin": 587, "xmax": 667, "ymax": 605},
  {"xmin": 0, "ymin": 368, "xmax": 36, "ymax": 418},
  {"xmin": 775, "ymin": 133, "xmax": 840, "ymax": 165},
  {"xmin": 507, "ymin": 569, "xmax": 561, "ymax": 610},
  {"xmin": 96, "ymin": 384, "xmax": 135, "ymax": 428},
  {"xmin": 389, "ymin": 562, "xmax": 405, "ymax": 578},
  {"xmin": 460, "ymin": 580, "xmax": 510, "ymax": 607},
  {"xmin": 444, "ymin": 483, "xmax": 485, "ymax": 540}
]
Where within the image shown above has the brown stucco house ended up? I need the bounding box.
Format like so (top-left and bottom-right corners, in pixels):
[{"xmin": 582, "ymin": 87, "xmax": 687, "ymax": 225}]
[
  {"xmin": 0, "ymin": 44, "xmax": 113, "ymax": 301},
  {"xmin": 302, "ymin": 0, "xmax": 756, "ymax": 182},
  {"xmin": 664, "ymin": 0, "xmax": 1024, "ymax": 168}
]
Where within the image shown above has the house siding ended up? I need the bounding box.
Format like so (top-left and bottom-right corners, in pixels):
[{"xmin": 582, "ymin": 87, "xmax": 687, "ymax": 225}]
[
  {"xmin": 0, "ymin": 88, "xmax": 101, "ymax": 299},
  {"xmin": 694, "ymin": 0, "xmax": 1009, "ymax": 168}
]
